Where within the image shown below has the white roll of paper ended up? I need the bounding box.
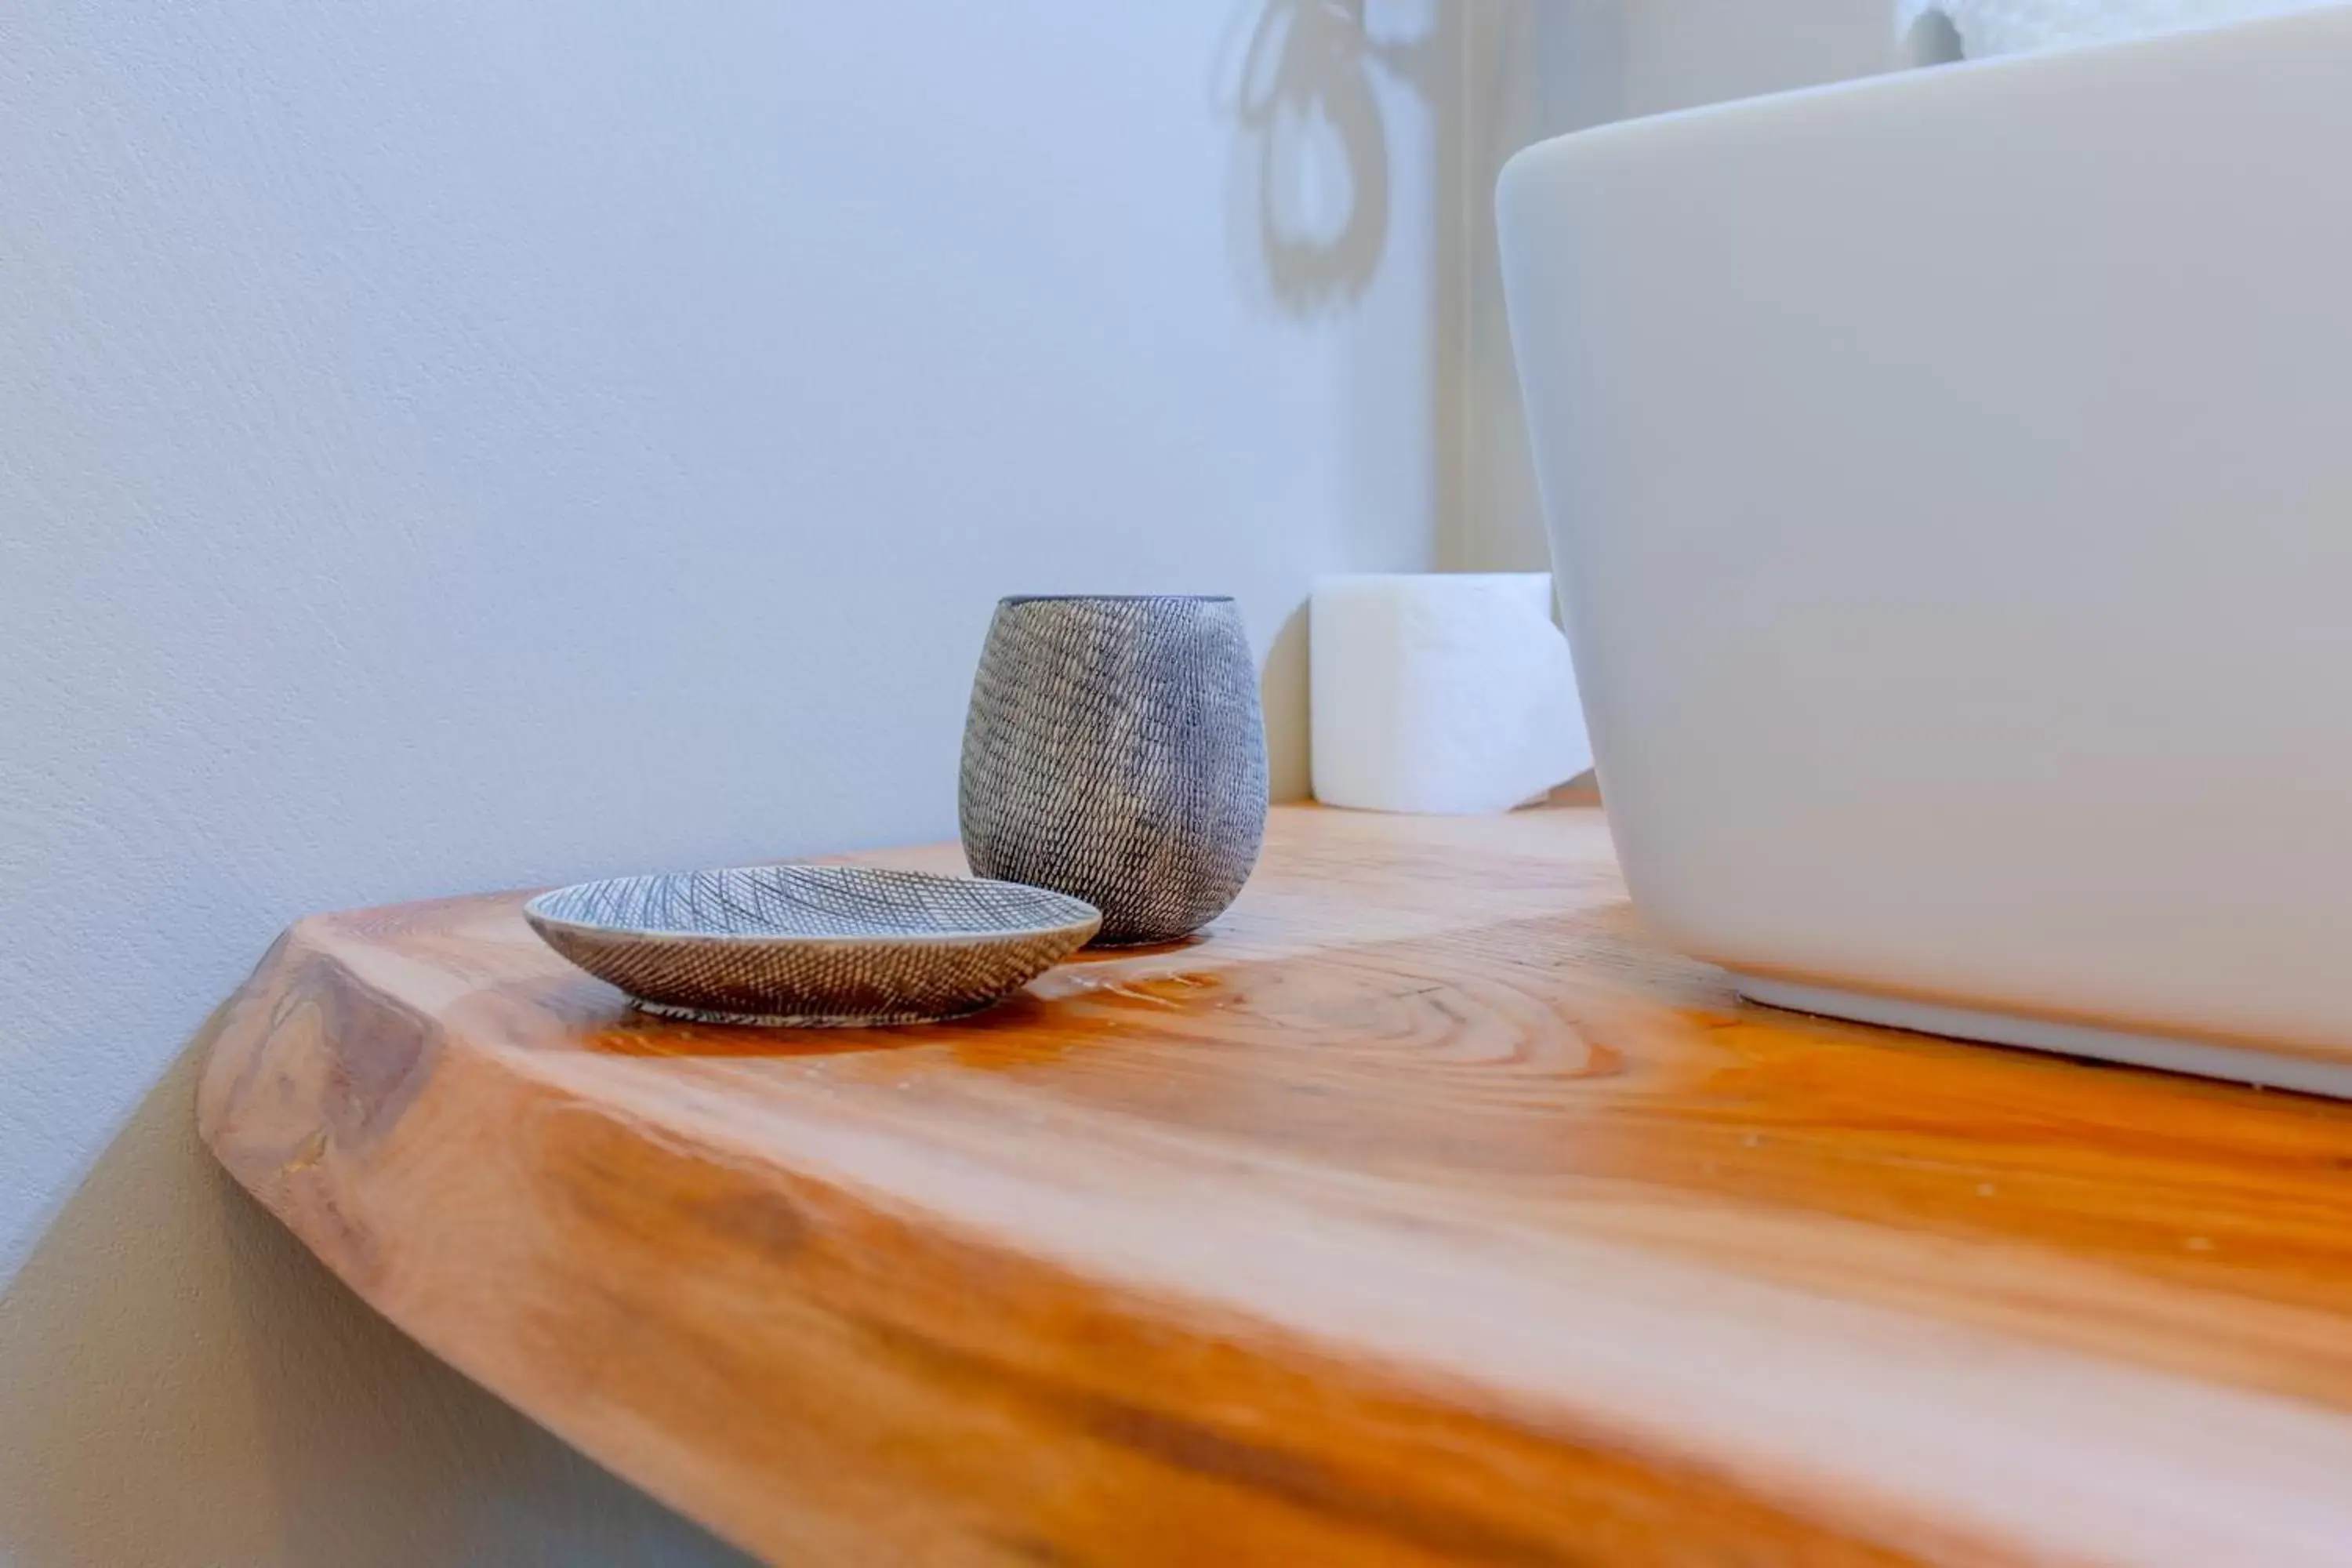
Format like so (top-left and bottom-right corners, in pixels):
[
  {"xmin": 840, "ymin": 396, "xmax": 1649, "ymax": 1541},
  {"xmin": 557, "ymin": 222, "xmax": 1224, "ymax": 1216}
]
[{"xmin": 1309, "ymin": 573, "xmax": 1591, "ymax": 815}]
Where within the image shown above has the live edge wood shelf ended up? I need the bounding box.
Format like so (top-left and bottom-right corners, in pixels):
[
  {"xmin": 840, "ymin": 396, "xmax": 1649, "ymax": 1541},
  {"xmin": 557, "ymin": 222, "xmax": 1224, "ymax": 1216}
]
[{"xmin": 198, "ymin": 804, "xmax": 2352, "ymax": 1567}]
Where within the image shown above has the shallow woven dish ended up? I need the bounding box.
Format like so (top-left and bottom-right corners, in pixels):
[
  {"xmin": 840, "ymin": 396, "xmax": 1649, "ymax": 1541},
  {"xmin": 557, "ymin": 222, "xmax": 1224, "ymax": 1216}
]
[{"xmin": 523, "ymin": 864, "xmax": 1102, "ymax": 1027}]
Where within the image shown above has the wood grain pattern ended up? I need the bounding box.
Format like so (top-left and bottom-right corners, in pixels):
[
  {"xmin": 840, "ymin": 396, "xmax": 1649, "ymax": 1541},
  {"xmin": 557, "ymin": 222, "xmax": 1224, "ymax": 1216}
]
[{"xmin": 197, "ymin": 804, "xmax": 2352, "ymax": 1566}]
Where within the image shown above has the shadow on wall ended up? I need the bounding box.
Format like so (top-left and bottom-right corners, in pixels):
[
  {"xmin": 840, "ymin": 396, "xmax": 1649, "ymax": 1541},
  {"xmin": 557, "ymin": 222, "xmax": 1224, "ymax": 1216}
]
[
  {"xmin": 1215, "ymin": 0, "xmax": 1441, "ymax": 317},
  {"xmin": 1257, "ymin": 603, "xmax": 1311, "ymax": 801},
  {"xmin": 0, "ymin": 1035, "xmax": 753, "ymax": 1568},
  {"xmin": 1446, "ymin": 1, "xmax": 1630, "ymax": 574},
  {"xmin": 1219, "ymin": 1, "xmax": 1444, "ymax": 795}
]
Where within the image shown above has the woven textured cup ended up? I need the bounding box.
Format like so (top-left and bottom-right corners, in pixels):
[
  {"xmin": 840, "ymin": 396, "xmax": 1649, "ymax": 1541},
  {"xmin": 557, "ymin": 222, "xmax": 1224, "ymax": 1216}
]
[{"xmin": 960, "ymin": 593, "xmax": 1269, "ymax": 946}]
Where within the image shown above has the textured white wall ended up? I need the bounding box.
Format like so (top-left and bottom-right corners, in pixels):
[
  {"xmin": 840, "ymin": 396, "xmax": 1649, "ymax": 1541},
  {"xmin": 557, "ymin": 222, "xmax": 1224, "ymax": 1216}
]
[{"xmin": 0, "ymin": 2, "xmax": 1444, "ymax": 1562}]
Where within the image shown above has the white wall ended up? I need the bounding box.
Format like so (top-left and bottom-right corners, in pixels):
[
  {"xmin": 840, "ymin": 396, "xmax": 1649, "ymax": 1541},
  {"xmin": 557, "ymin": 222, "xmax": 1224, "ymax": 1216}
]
[{"xmin": 0, "ymin": 2, "xmax": 1444, "ymax": 1562}]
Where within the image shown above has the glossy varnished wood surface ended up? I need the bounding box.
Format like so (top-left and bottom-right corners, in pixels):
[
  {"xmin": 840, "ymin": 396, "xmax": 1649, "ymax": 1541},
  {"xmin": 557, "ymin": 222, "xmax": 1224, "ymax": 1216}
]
[{"xmin": 198, "ymin": 805, "xmax": 2352, "ymax": 1566}]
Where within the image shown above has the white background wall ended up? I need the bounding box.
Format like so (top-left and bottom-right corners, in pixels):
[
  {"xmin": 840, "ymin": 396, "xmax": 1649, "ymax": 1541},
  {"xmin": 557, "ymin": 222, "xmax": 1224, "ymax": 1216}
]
[{"xmin": 0, "ymin": 2, "xmax": 1888, "ymax": 1563}]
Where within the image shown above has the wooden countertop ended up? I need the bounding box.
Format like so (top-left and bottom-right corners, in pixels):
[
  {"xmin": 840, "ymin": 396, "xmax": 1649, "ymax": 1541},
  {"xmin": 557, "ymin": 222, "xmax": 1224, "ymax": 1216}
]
[{"xmin": 197, "ymin": 804, "xmax": 2352, "ymax": 1566}]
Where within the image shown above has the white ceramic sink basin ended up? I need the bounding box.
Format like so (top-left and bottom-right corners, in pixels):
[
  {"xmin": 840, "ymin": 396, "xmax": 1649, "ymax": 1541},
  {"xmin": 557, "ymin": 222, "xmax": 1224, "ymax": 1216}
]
[{"xmin": 1498, "ymin": 9, "xmax": 2352, "ymax": 1095}]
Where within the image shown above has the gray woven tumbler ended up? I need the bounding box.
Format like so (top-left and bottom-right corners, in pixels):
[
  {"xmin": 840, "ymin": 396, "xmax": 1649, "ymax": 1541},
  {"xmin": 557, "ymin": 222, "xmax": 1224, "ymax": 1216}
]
[{"xmin": 960, "ymin": 594, "xmax": 1269, "ymax": 946}]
